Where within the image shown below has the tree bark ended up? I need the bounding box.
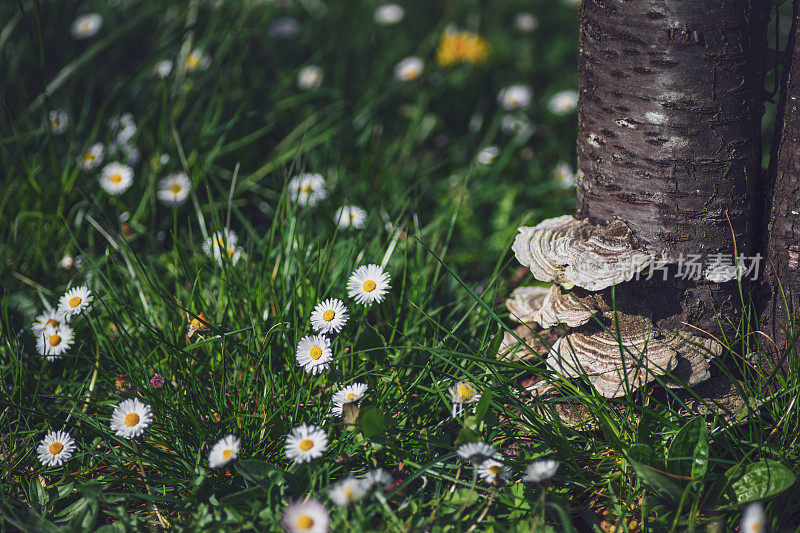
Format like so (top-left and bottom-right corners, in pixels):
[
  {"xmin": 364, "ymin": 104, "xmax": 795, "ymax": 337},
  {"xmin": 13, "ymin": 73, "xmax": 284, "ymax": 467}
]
[
  {"xmin": 763, "ymin": 0, "xmax": 800, "ymax": 357},
  {"xmin": 576, "ymin": 0, "xmax": 769, "ymax": 334}
]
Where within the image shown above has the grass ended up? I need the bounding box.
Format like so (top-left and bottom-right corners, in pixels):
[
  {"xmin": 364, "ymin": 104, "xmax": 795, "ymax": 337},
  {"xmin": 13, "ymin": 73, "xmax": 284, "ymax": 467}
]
[{"xmin": 1, "ymin": 0, "xmax": 799, "ymax": 531}]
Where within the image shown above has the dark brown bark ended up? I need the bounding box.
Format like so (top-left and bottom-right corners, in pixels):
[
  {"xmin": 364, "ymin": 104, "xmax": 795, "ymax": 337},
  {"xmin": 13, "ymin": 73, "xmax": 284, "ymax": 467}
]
[
  {"xmin": 763, "ymin": 0, "xmax": 800, "ymax": 356},
  {"xmin": 576, "ymin": 0, "xmax": 769, "ymax": 334}
]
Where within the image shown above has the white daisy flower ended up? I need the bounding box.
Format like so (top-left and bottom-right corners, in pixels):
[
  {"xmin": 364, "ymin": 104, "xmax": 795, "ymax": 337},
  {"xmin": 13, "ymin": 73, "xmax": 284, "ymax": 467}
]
[
  {"xmin": 185, "ymin": 49, "xmax": 211, "ymax": 71},
  {"xmin": 71, "ymin": 13, "xmax": 102, "ymax": 39},
  {"xmin": 295, "ymin": 334, "xmax": 333, "ymax": 375},
  {"xmin": 287, "ymin": 173, "xmax": 327, "ymax": 206},
  {"xmin": 99, "ymin": 162, "xmax": 134, "ymax": 195},
  {"xmin": 37, "ymin": 430, "xmax": 77, "ymax": 467},
  {"xmin": 36, "ymin": 325, "xmax": 75, "ymax": 360},
  {"xmin": 285, "ymin": 424, "xmax": 328, "ymax": 463},
  {"xmin": 346, "ymin": 264, "xmax": 391, "ymax": 306},
  {"xmin": 269, "ymin": 17, "xmax": 300, "ymax": 40},
  {"xmin": 281, "ymin": 499, "xmax": 329, "ymax": 533},
  {"xmin": 48, "ymin": 109, "xmax": 68, "ymax": 135},
  {"xmin": 334, "ymin": 205, "xmax": 367, "ymax": 229},
  {"xmin": 156, "ymin": 172, "xmax": 192, "ymax": 206},
  {"xmin": 154, "ymin": 59, "xmax": 173, "ymax": 78},
  {"xmin": 331, "ymin": 382, "xmax": 368, "ymax": 416},
  {"xmin": 81, "ymin": 143, "xmax": 105, "ymax": 171},
  {"xmin": 329, "ymin": 477, "xmax": 367, "ymax": 507},
  {"xmin": 553, "ymin": 162, "xmax": 576, "ymax": 188},
  {"xmin": 456, "ymin": 442, "xmax": 497, "ymax": 462},
  {"xmin": 476, "ymin": 458, "xmax": 511, "ymax": 485},
  {"xmin": 59, "ymin": 254, "xmax": 74, "ymax": 269},
  {"xmin": 208, "ymin": 434, "xmax": 241, "ymax": 468},
  {"xmin": 476, "ymin": 146, "xmax": 500, "ymax": 165},
  {"xmin": 448, "ymin": 381, "xmax": 480, "ymax": 418},
  {"xmin": 32, "ymin": 309, "xmax": 66, "ymax": 335},
  {"xmin": 514, "ymin": 12, "xmax": 538, "ymax": 33},
  {"xmin": 394, "ymin": 56, "xmax": 424, "ymax": 82},
  {"xmin": 523, "ymin": 459, "xmax": 560, "ymax": 483},
  {"xmin": 297, "ymin": 65, "xmax": 323, "ymax": 90},
  {"xmin": 202, "ymin": 229, "xmax": 243, "ymax": 265},
  {"xmin": 310, "ymin": 298, "xmax": 349, "ymax": 334},
  {"xmin": 109, "ymin": 113, "xmax": 136, "ymax": 144},
  {"xmin": 740, "ymin": 502, "xmax": 765, "ymax": 533},
  {"xmin": 362, "ymin": 468, "xmax": 393, "ymax": 490},
  {"xmin": 498, "ymin": 84, "xmax": 532, "ymax": 110},
  {"xmin": 547, "ymin": 90, "xmax": 578, "ymax": 115},
  {"xmin": 500, "ymin": 114, "xmax": 535, "ymax": 136},
  {"xmin": 110, "ymin": 398, "xmax": 153, "ymax": 439},
  {"xmin": 57, "ymin": 285, "xmax": 93, "ymax": 318},
  {"xmin": 375, "ymin": 4, "xmax": 404, "ymax": 25}
]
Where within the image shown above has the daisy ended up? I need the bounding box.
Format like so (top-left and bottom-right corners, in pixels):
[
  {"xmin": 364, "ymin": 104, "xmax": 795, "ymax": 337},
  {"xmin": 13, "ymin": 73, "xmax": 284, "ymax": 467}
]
[
  {"xmin": 331, "ymin": 382, "xmax": 368, "ymax": 416},
  {"xmin": 57, "ymin": 286, "xmax": 93, "ymax": 318},
  {"xmin": 346, "ymin": 264, "xmax": 391, "ymax": 306},
  {"xmin": 329, "ymin": 477, "xmax": 367, "ymax": 507},
  {"xmin": 202, "ymin": 229, "xmax": 243, "ymax": 266},
  {"xmin": 156, "ymin": 172, "xmax": 192, "ymax": 206},
  {"xmin": 185, "ymin": 49, "xmax": 210, "ymax": 71},
  {"xmin": 269, "ymin": 17, "xmax": 300, "ymax": 39},
  {"xmin": 297, "ymin": 66, "xmax": 323, "ymax": 90},
  {"xmin": 394, "ymin": 57, "xmax": 424, "ymax": 82},
  {"xmin": 81, "ymin": 143, "xmax": 104, "ymax": 171},
  {"xmin": 476, "ymin": 458, "xmax": 511, "ymax": 485},
  {"xmin": 59, "ymin": 254, "xmax": 74, "ymax": 269},
  {"xmin": 37, "ymin": 430, "xmax": 77, "ymax": 467},
  {"xmin": 48, "ymin": 109, "xmax": 68, "ymax": 135},
  {"xmin": 553, "ymin": 162, "xmax": 576, "ymax": 188},
  {"xmin": 281, "ymin": 499, "xmax": 329, "ymax": 533},
  {"xmin": 362, "ymin": 468, "xmax": 393, "ymax": 490},
  {"xmin": 109, "ymin": 113, "xmax": 136, "ymax": 144},
  {"xmin": 295, "ymin": 334, "xmax": 333, "ymax": 375},
  {"xmin": 154, "ymin": 59, "xmax": 173, "ymax": 78},
  {"xmin": 99, "ymin": 162, "xmax": 134, "ymax": 195},
  {"xmin": 208, "ymin": 434, "xmax": 241, "ymax": 468},
  {"xmin": 71, "ymin": 13, "xmax": 102, "ymax": 39},
  {"xmin": 310, "ymin": 298, "xmax": 349, "ymax": 334},
  {"xmin": 287, "ymin": 173, "xmax": 327, "ymax": 206},
  {"xmin": 36, "ymin": 325, "xmax": 75, "ymax": 360},
  {"xmin": 456, "ymin": 442, "xmax": 497, "ymax": 462},
  {"xmin": 476, "ymin": 146, "xmax": 500, "ymax": 165},
  {"xmin": 285, "ymin": 423, "xmax": 328, "ymax": 463},
  {"xmin": 498, "ymin": 84, "xmax": 532, "ymax": 110},
  {"xmin": 548, "ymin": 90, "xmax": 578, "ymax": 115},
  {"xmin": 32, "ymin": 308, "xmax": 66, "ymax": 335},
  {"xmin": 449, "ymin": 381, "xmax": 480, "ymax": 417},
  {"xmin": 523, "ymin": 459, "xmax": 560, "ymax": 483},
  {"xmin": 740, "ymin": 502, "xmax": 765, "ymax": 533},
  {"xmin": 500, "ymin": 114, "xmax": 535, "ymax": 136},
  {"xmin": 334, "ymin": 205, "xmax": 367, "ymax": 230},
  {"xmin": 374, "ymin": 4, "xmax": 404, "ymax": 25},
  {"xmin": 514, "ymin": 12, "xmax": 539, "ymax": 33},
  {"xmin": 110, "ymin": 398, "xmax": 153, "ymax": 439}
]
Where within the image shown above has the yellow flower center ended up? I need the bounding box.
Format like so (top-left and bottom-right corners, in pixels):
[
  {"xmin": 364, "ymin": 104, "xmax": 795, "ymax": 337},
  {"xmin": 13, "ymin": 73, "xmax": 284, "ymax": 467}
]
[
  {"xmin": 49, "ymin": 442, "xmax": 64, "ymax": 455},
  {"xmin": 489, "ymin": 465, "xmax": 502, "ymax": 474},
  {"xmin": 346, "ymin": 392, "xmax": 356, "ymax": 401},
  {"xmin": 457, "ymin": 384, "xmax": 475, "ymax": 401},
  {"xmin": 69, "ymin": 296, "xmax": 82, "ymax": 308},
  {"xmin": 191, "ymin": 318, "xmax": 204, "ymax": 329},
  {"xmin": 226, "ymin": 246, "xmax": 236, "ymax": 257},
  {"xmin": 170, "ymin": 183, "xmax": 182, "ymax": 194},
  {"xmin": 302, "ymin": 183, "xmax": 312, "ymax": 193},
  {"xmin": 45, "ymin": 318, "xmax": 59, "ymax": 328},
  {"xmin": 362, "ymin": 279, "xmax": 376, "ymax": 292},
  {"xmin": 80, "ymin": 21, "xmax": 91, "ymax": 32},
  {"xmin": 322, "ymin": 310, "xmax": 335, "ymax": 321},
  {"xmin": 186, "ymin": 54, "xmax": 201, "ymax": 69},
  {"xmin": 309, "ymin": 346, "xmax": 322, "ymax": 360},
  {"xmin": 124, "ymin": 413, "xmax": 140, "ymax": 427},
  {"xmin": 84, "ymin": 152, "xmax": 95, "ymax": 162},
  {"xmin": 48, "ymin": 334, "xmax": 61, "ymax": 347},
  {"xmin": 222, "ymin": 449, "xmax": 233, "ymax": 460},
  {"xmin": 344, "ymin": 487, "xmax": 353, "ymax": 498},
  {"xmin": 296, "ymin": 515, "xmax": 314, "ymax": 529},
  {"xmin": 299, "ymin": 439, "xmax": 314, "ymax": 451},
  {"xmin": 110, "ymin": 173, "xmax": 122, "ymax": 184}
]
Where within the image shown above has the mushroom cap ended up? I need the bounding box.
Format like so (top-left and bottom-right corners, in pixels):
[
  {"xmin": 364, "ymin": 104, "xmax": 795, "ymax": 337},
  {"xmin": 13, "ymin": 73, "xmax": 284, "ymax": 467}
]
[
  {"xmin": 505, "ymin": 285, "xmax": 550, "ymax": 324},
  {"xmin": 512, "ymin": 215, "xmax": 651, "ymax": 291}
]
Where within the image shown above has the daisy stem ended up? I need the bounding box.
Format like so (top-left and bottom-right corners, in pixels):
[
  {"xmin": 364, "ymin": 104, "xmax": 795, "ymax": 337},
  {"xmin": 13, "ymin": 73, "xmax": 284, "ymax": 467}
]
[
  {"xmin": 466, "ymin": 489, "xmax": 495, "ymax": 532},
  {"xmin": 132, "ymin": 440, "xmax": 171, "ymax": 529},
  {"xmin": 528, "ymin": 487, "xmax": 547, "ymax": 533},
  {"xmin": 81, "ymin": 332, "xmax": 101, "ymax": 414}
]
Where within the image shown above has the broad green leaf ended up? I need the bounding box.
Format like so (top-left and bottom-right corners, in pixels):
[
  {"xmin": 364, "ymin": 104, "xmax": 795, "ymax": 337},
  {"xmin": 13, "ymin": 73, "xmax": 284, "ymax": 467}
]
[
  {"xmin": 475, "ymin": 389, "xmax": 493, "ymax": 421},
  {"xmin": 717, "ymin": 459, "xmax": 796, "ymax": 509},
  {"xmin": 454, "ymin": 426, "xmax": 481, "ymax": 446},
  {"xmin": 667, "ymin": 417, "xmax": 708, "ymax": 479},
  {"xmin": 358, "ymin": 406, "xmax": 386, "ymax": 439},
  {"xmin": 488, "ymin": 328, "xmax": 504, "ymax": 357},
  {"xmin": 625, "ymin": 445, "xmax": 684, "ymax": 503}
]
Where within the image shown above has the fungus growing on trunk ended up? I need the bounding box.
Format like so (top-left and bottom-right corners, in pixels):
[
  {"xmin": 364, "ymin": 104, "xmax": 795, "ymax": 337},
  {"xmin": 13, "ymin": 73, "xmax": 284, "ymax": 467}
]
[
  {"xmin": 505, "ymin": 285, "xmax": 550, "ymax": 324},
  {"xmin": 534, "ymin": 284, "xmax": 599, "ymax": 329}
]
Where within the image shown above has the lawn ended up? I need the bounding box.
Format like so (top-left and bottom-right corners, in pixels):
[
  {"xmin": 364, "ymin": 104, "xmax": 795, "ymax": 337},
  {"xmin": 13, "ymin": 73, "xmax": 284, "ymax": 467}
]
[{"xmin": 1, "ymin": 1, "xmax": 798, "ymax": 531}]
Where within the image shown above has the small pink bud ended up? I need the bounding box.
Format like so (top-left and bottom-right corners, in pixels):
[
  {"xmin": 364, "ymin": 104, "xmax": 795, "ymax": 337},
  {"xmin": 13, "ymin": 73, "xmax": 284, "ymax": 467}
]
[{"xmin": 149, "ymin": 373, "xmax": 165, "ymax": 389}]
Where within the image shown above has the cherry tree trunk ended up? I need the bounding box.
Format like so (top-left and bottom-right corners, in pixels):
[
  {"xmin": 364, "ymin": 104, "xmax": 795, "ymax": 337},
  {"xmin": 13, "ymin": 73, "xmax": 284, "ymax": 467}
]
[
  {"xmin": 576, "ymin": 0, "xmax": 769, "ymax": 334},
  {"xmin": 763, "ymin": 0, "xmax": 800, "ymax": 357}
]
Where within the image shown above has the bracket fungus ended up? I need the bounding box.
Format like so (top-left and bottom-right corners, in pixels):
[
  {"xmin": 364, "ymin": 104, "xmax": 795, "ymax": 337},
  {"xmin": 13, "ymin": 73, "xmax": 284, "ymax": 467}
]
[
  {"xmin": 534, "ymin": 284, "xmax": 599, "ymax": 329},
  {"xmin": 512, "ymin": 215, "xmax": 651, "ymax": 291},
  {"xmin": 505, "ymin": 285, "xmax": 550, "ymax": 324}
]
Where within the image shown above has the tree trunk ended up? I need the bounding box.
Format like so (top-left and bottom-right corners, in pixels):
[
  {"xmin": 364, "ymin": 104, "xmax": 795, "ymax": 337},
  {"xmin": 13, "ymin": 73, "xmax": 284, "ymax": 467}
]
[
  {"xmin": 576, "ymin": 0, "xmax": 769, "ymax": 334},
  {"xmin": 763, "ymin": 0, "xmax": 800, "ymax": 358}
]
